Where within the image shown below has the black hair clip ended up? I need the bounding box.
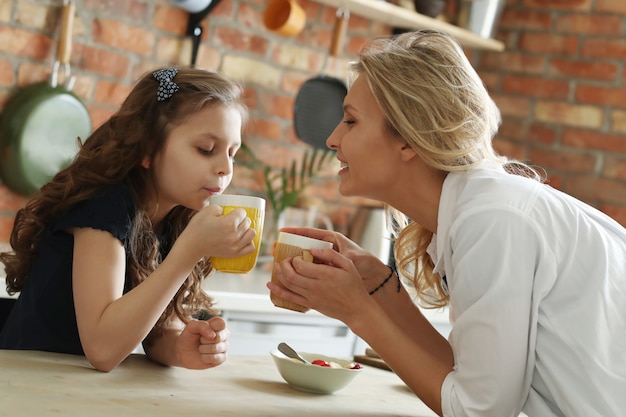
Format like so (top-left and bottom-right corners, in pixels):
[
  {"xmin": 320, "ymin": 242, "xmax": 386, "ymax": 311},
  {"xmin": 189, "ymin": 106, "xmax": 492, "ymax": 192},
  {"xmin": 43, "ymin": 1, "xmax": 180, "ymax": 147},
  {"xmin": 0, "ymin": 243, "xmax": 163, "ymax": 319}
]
[{"xmin": 153, "ymin": 67, "xmax": 180, "ymax": 101}]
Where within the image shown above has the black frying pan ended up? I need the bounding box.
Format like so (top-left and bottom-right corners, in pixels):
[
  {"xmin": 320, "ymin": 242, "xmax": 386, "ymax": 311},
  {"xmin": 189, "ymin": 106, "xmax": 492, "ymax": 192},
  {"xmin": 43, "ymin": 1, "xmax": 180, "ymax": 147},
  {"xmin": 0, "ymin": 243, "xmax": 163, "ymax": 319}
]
[
  {"xmin": 0, "ymin": 0, "xmax": 91, "ymax": 196},
  {"xmin": 293, "ymin": 9, "xmax": 349, "ymax": 149}
]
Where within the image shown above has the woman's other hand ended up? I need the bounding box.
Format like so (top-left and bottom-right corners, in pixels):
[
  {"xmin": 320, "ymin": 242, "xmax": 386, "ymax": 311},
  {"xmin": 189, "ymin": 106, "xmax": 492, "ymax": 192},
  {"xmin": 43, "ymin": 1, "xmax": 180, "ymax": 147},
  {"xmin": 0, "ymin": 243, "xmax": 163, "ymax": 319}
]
[
  {"xmin": 269, "ymin": 246, "xmax": 376, "ymax": 324},
  {"xmin": 278, "ymin": 227, "xmax": 391, "ymax": 290},
  {"xmin": 175, "ymin": 316, "xmax": 230, "ymax": 370}
]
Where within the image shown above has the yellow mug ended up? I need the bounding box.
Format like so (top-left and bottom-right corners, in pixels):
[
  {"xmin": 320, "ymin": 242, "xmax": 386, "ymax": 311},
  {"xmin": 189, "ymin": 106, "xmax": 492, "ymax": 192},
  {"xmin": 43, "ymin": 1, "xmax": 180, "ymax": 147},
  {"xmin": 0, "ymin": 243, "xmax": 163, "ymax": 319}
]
[
  {"xmin": 270, "ymin": 232, "xmax": 333, "ymax": 312},
  {"xmin": 209, "ymin": 194, "xmax": 266, "ymax": 273}
]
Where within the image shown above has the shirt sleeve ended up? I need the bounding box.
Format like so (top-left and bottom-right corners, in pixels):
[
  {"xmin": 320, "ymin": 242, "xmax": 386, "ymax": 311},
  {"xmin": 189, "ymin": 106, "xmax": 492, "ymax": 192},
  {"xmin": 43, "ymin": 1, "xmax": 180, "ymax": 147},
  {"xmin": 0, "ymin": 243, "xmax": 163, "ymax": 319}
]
[
  {"xmin": 440, "ymin": 207, "xmax": 545, "ymax": 417},
  {"xmin": 52, "ymin": 183, "xmax": 136, "ymax": 243}
]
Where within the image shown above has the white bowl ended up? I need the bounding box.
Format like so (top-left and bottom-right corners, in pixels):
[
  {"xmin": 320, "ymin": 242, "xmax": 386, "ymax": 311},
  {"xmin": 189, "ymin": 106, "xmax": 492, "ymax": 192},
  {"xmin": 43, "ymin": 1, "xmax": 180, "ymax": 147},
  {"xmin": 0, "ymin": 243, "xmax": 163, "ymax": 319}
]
[{"xmin": 270, "ymin": 349, "xmax": 362, "ymax": 394}]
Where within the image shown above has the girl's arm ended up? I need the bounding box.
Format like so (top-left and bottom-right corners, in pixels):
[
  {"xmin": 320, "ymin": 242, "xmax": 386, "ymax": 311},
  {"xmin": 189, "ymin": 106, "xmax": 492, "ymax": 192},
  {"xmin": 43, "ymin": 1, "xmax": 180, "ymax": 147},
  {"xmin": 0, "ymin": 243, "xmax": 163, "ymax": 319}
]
[
  {"xmin": 72, "ymin": 227, "xmax": 199, "ymax": 371},
  {"xmin": 72, "ymin": 204, "xmax": 255, "ymax": 372}
]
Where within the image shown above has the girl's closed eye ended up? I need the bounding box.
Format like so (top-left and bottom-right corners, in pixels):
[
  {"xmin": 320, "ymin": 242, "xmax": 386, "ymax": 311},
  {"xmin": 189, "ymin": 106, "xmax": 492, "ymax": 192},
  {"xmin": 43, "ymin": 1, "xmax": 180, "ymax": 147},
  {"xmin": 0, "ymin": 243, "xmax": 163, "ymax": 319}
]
[
  {"xmin": 343, "ymin": 119, "xmax": 355, "ymax": 126},
  {"xmin": 197, "ymin": 146, "xmax": 214, "ymax": 156}
]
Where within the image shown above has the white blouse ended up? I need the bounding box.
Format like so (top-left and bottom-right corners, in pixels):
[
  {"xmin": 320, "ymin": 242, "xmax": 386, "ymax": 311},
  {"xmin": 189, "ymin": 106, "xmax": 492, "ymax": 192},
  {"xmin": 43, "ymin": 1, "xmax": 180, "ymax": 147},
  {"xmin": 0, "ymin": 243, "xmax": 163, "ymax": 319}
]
[{"xmin": 429, "ymin": 163, "xmax": 626, "ymax": 417}]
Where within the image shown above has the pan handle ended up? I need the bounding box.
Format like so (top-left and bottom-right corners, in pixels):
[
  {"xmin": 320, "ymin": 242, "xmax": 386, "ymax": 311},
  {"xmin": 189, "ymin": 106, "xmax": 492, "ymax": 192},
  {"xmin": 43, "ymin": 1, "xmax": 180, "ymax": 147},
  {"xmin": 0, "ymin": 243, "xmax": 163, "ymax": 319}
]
[
  {"xmin": 51, "ymin": 0, "xmax": 75, "ymax": 89},
  {"xmin": 329, "ymin": 8, "xmax": 349, "ymax": 58}
]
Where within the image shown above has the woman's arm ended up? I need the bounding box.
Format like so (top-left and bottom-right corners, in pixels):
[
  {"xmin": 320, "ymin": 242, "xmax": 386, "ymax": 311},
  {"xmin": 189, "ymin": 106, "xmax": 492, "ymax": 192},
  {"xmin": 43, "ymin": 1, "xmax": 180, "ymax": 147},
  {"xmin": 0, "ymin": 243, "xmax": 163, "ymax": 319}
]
[{"xmin": 269, "ymin": 247, "xmax": 454, "ymax": 416}]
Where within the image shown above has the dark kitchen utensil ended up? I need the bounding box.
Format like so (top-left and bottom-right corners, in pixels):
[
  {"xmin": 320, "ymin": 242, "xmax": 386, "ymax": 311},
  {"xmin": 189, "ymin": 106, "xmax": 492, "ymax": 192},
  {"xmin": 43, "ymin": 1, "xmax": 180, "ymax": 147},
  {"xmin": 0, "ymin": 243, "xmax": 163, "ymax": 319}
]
[
  {"xmin": 293, "ymin": 8, "xmax": 349, "ymax": 149},
  {"xmin": 184, "ymin": 0, "xmax": 222, "ymax": 66},
  {"xmin": 0, "ymin": 0, "xmax": 91, "ymax": 196}
]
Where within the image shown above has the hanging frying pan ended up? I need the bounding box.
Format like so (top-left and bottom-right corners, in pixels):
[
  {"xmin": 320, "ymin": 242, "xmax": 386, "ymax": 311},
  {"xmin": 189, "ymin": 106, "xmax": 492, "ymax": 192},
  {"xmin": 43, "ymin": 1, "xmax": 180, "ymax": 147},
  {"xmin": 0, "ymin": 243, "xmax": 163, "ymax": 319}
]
[
  {"xmin": 0, "ymin": 0, "xmax": 91, "ymax": 196},
  {"xmin": 293, "ymin": 8, "xmax": 349, "ymax": 149}
]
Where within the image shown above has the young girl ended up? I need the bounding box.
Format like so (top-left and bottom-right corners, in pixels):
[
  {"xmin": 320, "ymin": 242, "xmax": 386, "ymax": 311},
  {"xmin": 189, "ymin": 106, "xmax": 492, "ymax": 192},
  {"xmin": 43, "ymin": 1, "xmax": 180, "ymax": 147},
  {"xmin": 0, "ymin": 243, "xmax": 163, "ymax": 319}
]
[
  {"xmin": 269, "ymin": 31, "xmax": 626, "ymax": 416},
  {"xmin": 0, "ymin": 67, "xmax": 256, "ymax": 372}
]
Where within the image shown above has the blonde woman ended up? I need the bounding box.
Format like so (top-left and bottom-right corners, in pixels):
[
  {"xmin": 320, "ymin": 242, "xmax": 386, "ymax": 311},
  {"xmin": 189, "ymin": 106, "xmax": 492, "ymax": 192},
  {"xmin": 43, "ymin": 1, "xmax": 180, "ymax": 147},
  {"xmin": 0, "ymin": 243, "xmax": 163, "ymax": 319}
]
[{"xmin": 269, "ymin": 31, "xmax": 626, "ymax": 417}]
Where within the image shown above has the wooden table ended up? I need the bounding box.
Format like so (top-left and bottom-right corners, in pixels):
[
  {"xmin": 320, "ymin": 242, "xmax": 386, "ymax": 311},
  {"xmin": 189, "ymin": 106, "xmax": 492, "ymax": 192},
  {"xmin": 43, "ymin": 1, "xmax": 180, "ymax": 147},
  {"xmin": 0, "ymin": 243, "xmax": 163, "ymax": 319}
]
[{"xmin": 0, "ymin": 350, "xmax": 438, "ymax": 417}]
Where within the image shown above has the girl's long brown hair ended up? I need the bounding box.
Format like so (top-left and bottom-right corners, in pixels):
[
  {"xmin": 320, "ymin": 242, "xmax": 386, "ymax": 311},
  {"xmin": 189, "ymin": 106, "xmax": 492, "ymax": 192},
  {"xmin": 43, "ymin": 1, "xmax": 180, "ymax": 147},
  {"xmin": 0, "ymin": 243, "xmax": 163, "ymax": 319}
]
[{"xmin": 1, "ymin": 67, "xmax": 248, "ymax": 332}]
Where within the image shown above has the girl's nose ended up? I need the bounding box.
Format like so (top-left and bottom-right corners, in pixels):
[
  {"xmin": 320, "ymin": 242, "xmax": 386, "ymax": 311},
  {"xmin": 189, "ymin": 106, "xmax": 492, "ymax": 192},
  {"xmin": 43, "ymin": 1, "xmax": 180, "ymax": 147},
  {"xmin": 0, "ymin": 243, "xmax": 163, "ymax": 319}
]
[{"xmin": 216, "ymin": 154, "xmax": 233, "ymax": 176}]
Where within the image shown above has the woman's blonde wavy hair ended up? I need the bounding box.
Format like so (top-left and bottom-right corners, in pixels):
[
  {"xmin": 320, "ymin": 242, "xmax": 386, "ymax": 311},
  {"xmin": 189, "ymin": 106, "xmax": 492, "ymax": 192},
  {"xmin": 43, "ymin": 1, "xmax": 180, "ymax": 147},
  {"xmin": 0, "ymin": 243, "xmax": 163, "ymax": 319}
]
[
  {"xmin": 350, "ymin": 30, "xmax": 541, "ymax": 308},
  {"xmin": 1, "ymin": 66, "xmax": 248, "ymax": 333}
]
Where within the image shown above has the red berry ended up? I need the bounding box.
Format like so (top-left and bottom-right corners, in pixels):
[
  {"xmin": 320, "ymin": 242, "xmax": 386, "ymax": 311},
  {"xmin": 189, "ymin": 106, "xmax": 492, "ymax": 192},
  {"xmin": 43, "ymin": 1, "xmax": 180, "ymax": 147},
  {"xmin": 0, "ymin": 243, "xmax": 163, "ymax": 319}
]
[
  {"xmin": 350, "ymin": 363, "xmax": 362, "ymax": 370},
  {"xmin": 312, "ymin": 359, "xmax": 330, "ymax": 367}
]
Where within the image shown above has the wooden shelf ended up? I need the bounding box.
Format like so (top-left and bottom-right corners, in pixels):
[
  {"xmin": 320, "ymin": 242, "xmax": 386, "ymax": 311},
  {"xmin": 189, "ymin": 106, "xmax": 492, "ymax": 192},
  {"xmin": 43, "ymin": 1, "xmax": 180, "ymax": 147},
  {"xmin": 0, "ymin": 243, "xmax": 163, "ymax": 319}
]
[{"xmin": 312, "ymin": 0, "xmax": 505, "ymax": 52}]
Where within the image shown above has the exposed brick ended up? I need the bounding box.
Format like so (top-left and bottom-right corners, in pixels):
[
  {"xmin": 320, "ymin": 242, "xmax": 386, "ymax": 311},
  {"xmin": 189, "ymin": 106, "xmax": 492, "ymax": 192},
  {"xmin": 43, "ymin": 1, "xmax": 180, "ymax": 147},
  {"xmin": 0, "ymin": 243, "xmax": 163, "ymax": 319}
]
[
  {"xmin": 88, "ymin": 105, "xmax": 115, "ymax": 131},
  {"xmin": 599, "ymin": 205, "xmax": 626, "ymax": 227},
  {"xmin": 549, "ymin": 58, "xmax": 618, "ymax": 82},
  {"xmin": 0, "ymin": 26, "xmax": 54, "ymax": 59},
  {"xmin": 221, "ymin": 55, "xmax": 282, "ymax": 89},
  {"xmin": 152, "ymin": 4, "xmax": 188, "ymax": 36},
  {"xmin": 479, "ymin": 51, "xmax": 545, "ymax": 75},
  {"xmin": 236, "ymin": 1, "xmax": 264, "ymax": 32},
  {"xmin": 523, "ymin": 0, "xmax": 591, "ymax": 9},
  {"xmin": 535, "ymin": 101, "xmax": 603, "ymax": 128},
  {"xmin": 72, "ymin": 43, "xmax": 130, "ymax": 78},
  {"xmin": 529, "ymin": 148, "xmax": 597, "ymax": 173},
  {"xmin": 500, "ymin": 9, "xmax": 552, "ymax": 31},
  {"xmin": 94, "ymin": 80, "xmax": 133, "ymax": 107},
  {"xmin": 492, "ymin": 94, "xmax": 533, "ymax": 118},
  {"xmin": 502, "ymin": 74, "xmax": 569, "ymax": 99},
  {"xmin": 562, "ymin": 129, "xmax": 626, "ymax": 153},
  {"xmin": 0, "ymin": 58, "xmax": 14, "ymax": 86},
  {"xmin": 602, "ymin": 157, "xmax": 626, "ymax": 181},
  {"xmin": 611, "ymin": 110, "xmax": 626, "ymax": 134},
  {"xmin": 493, "ymin": 138, "xmax": 528, "ymax": 161},
  {"xmin": 259, "ymin": 92, "xmax": 295, "ymax": 120},
  {"xmin": 14, "ymin": 1, "xmax": 55, "ymax": 32},
  {"xmin": 2, "ymin": 0, "xmax": 626, "ymax": 227},
  {"xmin": 92, "ymin": 19, "xmax": 156, "ymax": 56},
  {"xmin": 480, "ymin": 71, "xmax": 501, "ymax": 92},
  {"xmin": 595, "ymin": 0, "xmax": 626, "ymax": 14},
  {"xmin": 0, "ymin": 1, "xmax": 10, "ymax": 21},
  {"xmin": 282, "ymin": 71, "xmax": 313, "ymax": 96},
  {"xmin": 153, "ymin": 36, "xmax": 189, "ymax": 66},
  {"xmin": 16, "ymin": 62, "xmax": 50, "ymax": 86},
  {"xmin": 499, "ymin": 119, "xmax": 559, "ymax": 145},
  {"xmin": 81, "ymin": 0, "xmax": 149, "ymax": 21},
  {"xmin": 564, "ymin": 175, "xmax": 626, "ymax": 205},
  {"xmin": 575, "ymin": 85, "xmax": 626, "ymax": 109},
  {"xmin": 245, "ymin": 117, "xmax": 284, "ymax": 142},
  {"xmin": 581, "ymin": 38, "xmax": 626, "ymax": 59},
  {"xmin": 554, "ymin": 14, "xmax": 622, "ymax": 35},
  {"xmin": 215, "ymin": 26, "xmax": 270, "ymax": 57},
  {"xmin": 518, "ymin": 33, "xmax": 578, "ymax": 55}
]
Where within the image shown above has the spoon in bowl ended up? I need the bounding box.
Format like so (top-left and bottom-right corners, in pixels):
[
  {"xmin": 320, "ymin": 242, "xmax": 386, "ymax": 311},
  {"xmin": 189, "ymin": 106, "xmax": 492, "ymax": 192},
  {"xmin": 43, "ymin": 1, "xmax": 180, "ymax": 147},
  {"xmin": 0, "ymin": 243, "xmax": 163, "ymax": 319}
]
[{"xmin": 277, "ymin": 342, "xmax": 310, "ymax": 364}]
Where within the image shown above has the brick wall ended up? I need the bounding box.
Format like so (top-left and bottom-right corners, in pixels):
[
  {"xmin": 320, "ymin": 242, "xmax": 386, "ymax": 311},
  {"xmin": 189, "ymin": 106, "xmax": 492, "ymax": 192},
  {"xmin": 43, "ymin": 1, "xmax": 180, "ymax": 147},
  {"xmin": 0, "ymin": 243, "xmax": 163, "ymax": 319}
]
[
  {"xmin": 480, "ymin": 0, "xmax": 626, "ymax": 225},
  {"xmin": 1, "ymin": 0, "xmax": 625, "ymax": 245}
]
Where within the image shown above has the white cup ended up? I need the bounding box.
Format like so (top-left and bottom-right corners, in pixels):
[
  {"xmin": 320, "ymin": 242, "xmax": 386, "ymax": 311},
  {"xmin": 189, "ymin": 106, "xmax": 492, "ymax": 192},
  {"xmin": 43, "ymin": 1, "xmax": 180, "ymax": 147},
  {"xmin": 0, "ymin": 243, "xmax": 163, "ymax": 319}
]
[{"xmin": 270, "ymin": 232, "xmax": 333, "ymax": 312}]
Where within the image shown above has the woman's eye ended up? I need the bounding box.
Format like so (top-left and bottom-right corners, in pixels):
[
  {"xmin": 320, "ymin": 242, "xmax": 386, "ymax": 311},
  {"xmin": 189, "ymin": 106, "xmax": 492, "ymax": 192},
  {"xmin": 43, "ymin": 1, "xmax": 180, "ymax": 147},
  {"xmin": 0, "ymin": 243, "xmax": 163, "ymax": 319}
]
[
  {"xmin": 343, "ymin": 119, "xmax": 355, "ymax": 125},
  {"xmin": 197, "ymin": 147, "xmax": 214, "ymax": 155}
]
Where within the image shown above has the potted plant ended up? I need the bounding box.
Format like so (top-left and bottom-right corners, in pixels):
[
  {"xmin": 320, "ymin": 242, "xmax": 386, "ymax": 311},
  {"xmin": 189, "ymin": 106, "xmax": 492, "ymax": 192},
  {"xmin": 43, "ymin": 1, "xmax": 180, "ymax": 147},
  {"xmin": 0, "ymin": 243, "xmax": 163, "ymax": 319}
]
[{"xmin": 238, "ymin": 143, "xmax": 335, "ymax": 249}]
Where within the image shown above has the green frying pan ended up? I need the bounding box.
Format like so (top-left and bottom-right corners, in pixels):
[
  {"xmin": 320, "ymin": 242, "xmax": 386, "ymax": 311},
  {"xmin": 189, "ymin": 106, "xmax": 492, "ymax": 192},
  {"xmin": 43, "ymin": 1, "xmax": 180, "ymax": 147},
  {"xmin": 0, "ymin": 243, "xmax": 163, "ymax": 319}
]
[{"xmin": 0, "ymin": 0, "xmax": 91, "ymax": 196}]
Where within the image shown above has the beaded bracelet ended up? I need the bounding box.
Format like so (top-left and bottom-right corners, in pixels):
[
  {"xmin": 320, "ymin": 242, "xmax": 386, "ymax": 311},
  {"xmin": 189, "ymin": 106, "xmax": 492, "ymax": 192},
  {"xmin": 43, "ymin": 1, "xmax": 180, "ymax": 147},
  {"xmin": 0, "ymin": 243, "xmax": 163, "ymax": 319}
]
[{"xmin": 369, "ymin": 264, "xmax": 401, "ymax": 296}]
